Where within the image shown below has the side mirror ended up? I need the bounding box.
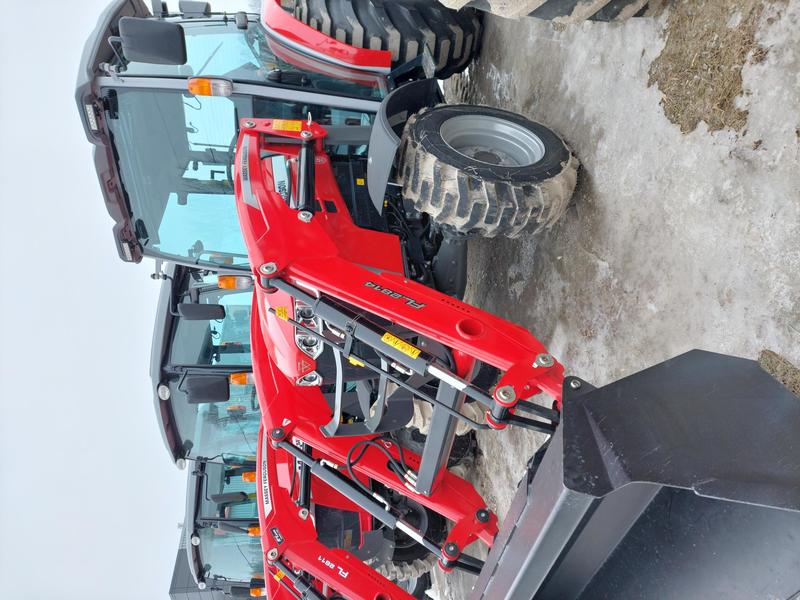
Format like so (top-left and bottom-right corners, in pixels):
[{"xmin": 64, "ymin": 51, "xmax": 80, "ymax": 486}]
[
  {"xmin": 178, "ymin": 303, "xmax": 226, "ymax": 320},
  {"xmin": 185, "ymin": 375, "xmax": 230, "ymax": 404},
  {"xmin": 119, "ymin": 17, "xmax": 187, "ymax": 65}
]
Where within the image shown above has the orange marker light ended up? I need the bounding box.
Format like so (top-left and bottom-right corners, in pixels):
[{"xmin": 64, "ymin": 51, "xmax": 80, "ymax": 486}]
[
  {"xmin": 188, "ymin": 77, "xmax": 233, "ymax": 97},
  {"xmin": 242, "ymin": 471, "xmax": 257, "ymax": 483},
  {"xmin": 247, "ymin": 526, "xmax": 261, "ymax": 537},
  {"xmin": 218, "ymin": 275, "xmax": 253, "ymax": 290},
  {"xmin": 229, "ymin": 372, "xmax": 253, "ymax": 386},
  {"xmin": 249, "ymin": 588, "xmax": 264, "ymax": 597}
]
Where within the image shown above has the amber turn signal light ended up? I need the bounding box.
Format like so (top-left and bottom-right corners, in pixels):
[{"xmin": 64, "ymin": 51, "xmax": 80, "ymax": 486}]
[{"xmin": 188, "ymin": 77, "xmax": 233, "ymax": 97}]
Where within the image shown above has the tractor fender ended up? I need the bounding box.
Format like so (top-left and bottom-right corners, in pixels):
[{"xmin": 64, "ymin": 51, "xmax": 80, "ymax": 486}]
[{"xmin": 367, "ymin": 78, "xmax": 441, "ymax": 214}]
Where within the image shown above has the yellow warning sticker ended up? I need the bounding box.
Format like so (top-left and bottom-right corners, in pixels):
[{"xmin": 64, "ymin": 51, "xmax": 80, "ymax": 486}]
[
  {"xmin": 272, "ymin": 119, "xmax": 303, "ymax": 132},
  {"xmin": 273, "ymin": 569, "xmax": 285, "ymax": 582},
  {"xmin": 356, "ymin": 177, "xmax": 365, "ymax": 186},
  {"xmin": 381, "ymin": 332, "xmax": 421, "ymax": 359},
  {"xmin": 275, "ymin": 306, "xmax": 288, "ymax": 321},
  {"xmin": 348, "ymin": 356, "xmax": 365, "ymax": 367}
]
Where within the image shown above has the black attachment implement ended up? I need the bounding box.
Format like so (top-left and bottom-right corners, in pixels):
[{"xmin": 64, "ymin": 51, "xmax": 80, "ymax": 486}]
[{"xmin": 471, "ymin": 350, "xmax": 800, "ymax": 600}]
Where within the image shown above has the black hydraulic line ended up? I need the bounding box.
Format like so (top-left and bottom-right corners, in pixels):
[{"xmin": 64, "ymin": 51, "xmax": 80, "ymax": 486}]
[{"xmin": 346, "ymin": 438, "xmax": 408, "ymax": 497}]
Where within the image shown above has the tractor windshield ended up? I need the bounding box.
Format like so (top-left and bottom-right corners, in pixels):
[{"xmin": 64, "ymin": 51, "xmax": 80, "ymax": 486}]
[
  {"xmin": 121, "ymin": 19, "xmax": 385, "ymax": 100},
  {"xmin": 172, "ymin": 276, "xmax": 252, "ymax": 366},
  {"xmin": 169, "ymin": 377, "xmax": 260, "ymax": 462},
  {"xmin": 105, "ymin": 89, "xmax": 373, "ymax": 270},
  {"xmin": 194, "ymin": 462, "xmax": 263, "ymax": 584},
  {"xmin": 102, "ymin": 19, "xmax": 379, "ymax": 270}
]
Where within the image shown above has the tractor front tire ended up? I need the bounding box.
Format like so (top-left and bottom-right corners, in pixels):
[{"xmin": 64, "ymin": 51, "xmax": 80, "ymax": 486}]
[
  {"xmin": 291, "ymin": 0, "xmax": 482, "ymax": 78},
  {"xmin": 399, "ymin": 104, "xmax": 579, "ymax": 238}
]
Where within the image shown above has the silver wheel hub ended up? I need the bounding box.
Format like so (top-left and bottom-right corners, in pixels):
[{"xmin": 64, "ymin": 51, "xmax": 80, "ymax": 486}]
[{"xmin": 439, "ymin": 114, "xmax": 546, "ymax": 167}]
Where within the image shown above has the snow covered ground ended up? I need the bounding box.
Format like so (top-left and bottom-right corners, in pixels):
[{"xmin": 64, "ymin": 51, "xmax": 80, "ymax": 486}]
[{"xmin": 432, "ymin": 1, "xmax": 800, "ymax": 597}]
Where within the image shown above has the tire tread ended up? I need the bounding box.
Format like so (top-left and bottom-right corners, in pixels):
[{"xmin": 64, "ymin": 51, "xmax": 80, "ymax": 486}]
[
  {"xmin": 295, "ymin": 0, "xmax": 480, "ymax": 78},
  {"xmin": 399, "ymin": 106, "xmax": 579, "ymax": 238}
]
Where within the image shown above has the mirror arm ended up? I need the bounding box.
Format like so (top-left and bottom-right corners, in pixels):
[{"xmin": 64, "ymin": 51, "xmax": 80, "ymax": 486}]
[{"xmin": 106, "ymin": 36, "xmax": 128, "ymax": 71}]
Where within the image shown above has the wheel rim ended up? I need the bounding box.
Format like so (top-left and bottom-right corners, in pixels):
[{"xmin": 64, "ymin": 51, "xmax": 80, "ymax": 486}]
[{"xmin": 439, "ymin": 114, "xmax": 546, "ymax": 167}]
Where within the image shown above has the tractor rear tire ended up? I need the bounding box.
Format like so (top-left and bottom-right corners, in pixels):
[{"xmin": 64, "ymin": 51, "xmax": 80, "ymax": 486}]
[
  {"xmin": 399, "ymin": 104, "xmax": 579, "ymax": 238},
  {"xmin": 290, "ymin": 0, "xmax": 482, "ymax": 79}
]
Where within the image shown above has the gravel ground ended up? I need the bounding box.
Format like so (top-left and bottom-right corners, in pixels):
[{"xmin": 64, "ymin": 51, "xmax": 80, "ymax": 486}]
[{"xmin": 431, "ymin": 2, "xmax": 800, "ymax": 597}]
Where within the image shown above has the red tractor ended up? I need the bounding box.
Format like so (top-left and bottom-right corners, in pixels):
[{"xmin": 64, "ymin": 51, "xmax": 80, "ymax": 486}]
[{"xmin": 77, "ymin": 2, "xmax": 800, "ymax": 600}]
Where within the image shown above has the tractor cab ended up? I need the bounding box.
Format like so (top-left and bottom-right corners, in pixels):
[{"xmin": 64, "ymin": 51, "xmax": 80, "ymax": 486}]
[
  {"xmin": 77, "ymin": 0, "xmax": 386, "ymax": 270},
  {"xmin": 152, "ymin": 263, "xmax": 261, "ymax": 466},
  {"xmin": 184, "ymin": 459, "xmax": 265, "ymax": 597}
]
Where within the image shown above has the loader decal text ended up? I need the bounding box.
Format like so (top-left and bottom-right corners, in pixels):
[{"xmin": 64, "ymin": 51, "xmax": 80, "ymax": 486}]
[
  {"xmin": 364, "ymin": 281, "xmax": 426, "ymax": 309},
  {"xmin": 317, "ymin": 554, "xmax": 349, "ymax": 579},
  {"xmin": 270, "ymin": 156, "xmax": 292, "ymax": 204},
  {"xmin": 261, "ymin": 435, "xmax": 272, "ymax": 516}
]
